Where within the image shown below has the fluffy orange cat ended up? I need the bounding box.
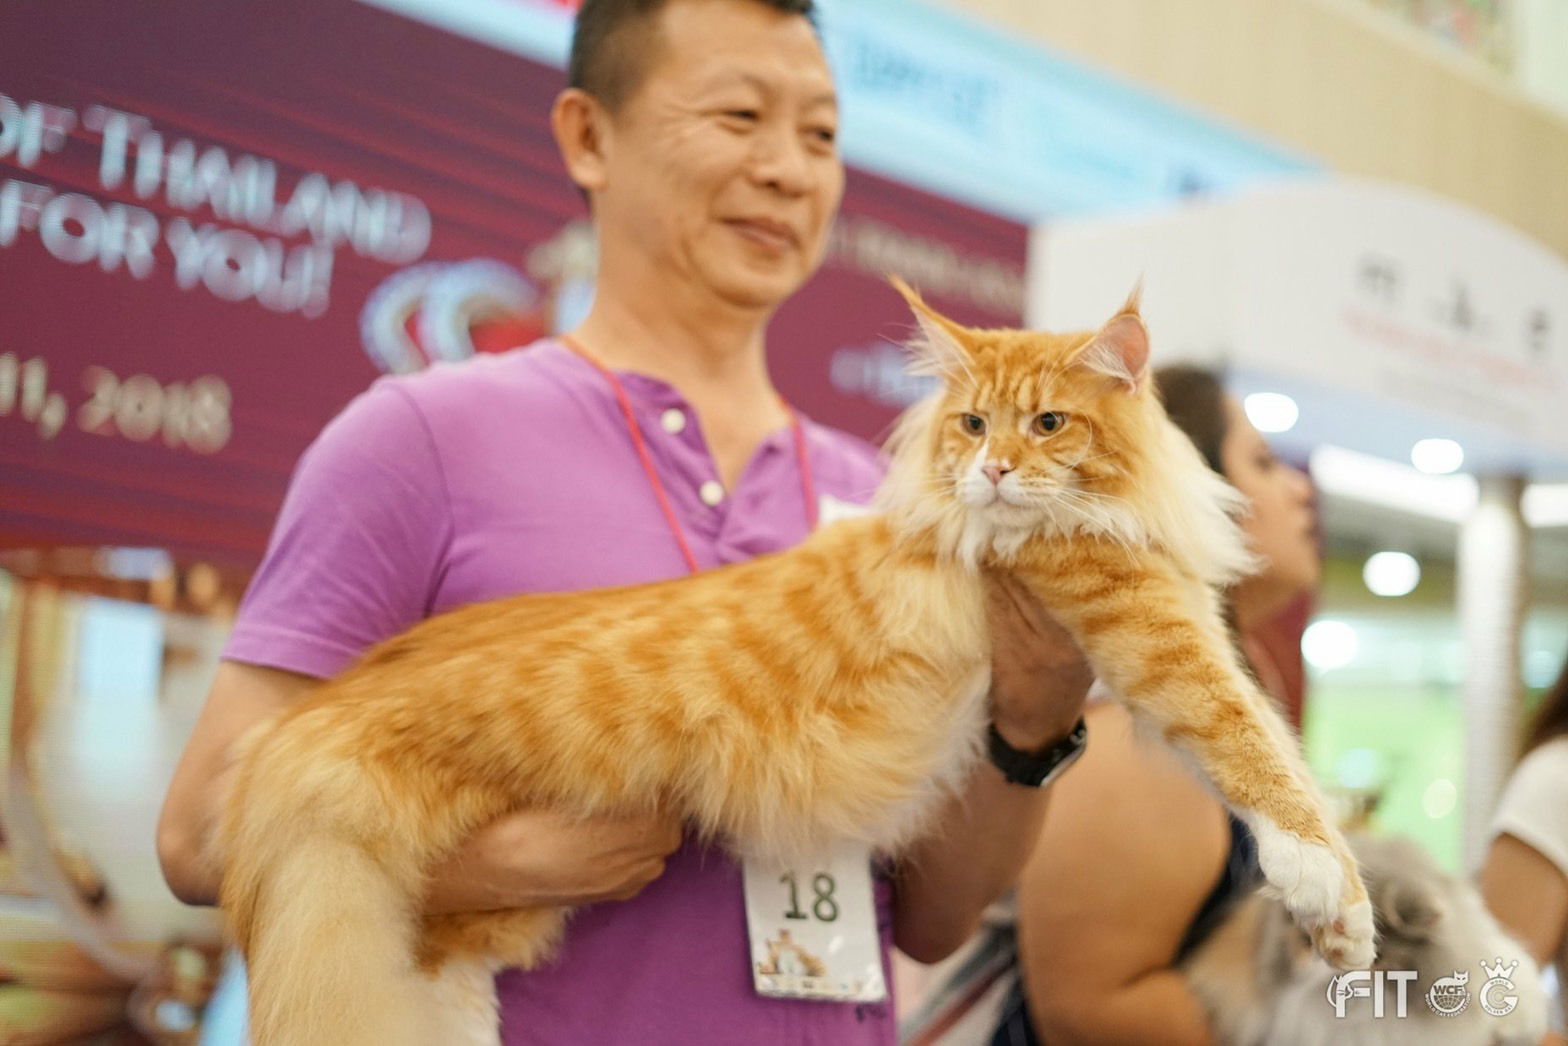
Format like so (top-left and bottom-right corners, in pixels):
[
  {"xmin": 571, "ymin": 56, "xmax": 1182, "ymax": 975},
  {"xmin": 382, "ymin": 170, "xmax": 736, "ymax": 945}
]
[{"xmin": 217, "ymin": 281, "xmax": 1374, "ymax": 1045}]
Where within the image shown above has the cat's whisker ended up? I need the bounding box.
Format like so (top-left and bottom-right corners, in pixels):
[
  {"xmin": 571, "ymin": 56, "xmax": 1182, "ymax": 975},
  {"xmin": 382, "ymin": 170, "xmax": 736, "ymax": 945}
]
[
  {"xmin": 1064, "ymin": 451, "xmax": 1118, "ymax": 470},
  {"xmin": 1044, "ymin": 487, "xmax": 1114, "ymax": 507}
]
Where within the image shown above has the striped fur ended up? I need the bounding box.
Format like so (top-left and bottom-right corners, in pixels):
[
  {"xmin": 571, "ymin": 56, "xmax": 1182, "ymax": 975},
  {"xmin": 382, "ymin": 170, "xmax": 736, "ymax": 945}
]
[{"xmin": 217, "ymin": 283, "xmax": 1371, "ymax": 1044}]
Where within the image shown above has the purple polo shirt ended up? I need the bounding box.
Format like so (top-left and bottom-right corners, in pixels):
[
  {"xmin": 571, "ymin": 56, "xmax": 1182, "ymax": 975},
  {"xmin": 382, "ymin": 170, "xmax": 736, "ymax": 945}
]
[{"xmin": 224, "ymin": 340, "xmax": 896, "ymax": 1044}]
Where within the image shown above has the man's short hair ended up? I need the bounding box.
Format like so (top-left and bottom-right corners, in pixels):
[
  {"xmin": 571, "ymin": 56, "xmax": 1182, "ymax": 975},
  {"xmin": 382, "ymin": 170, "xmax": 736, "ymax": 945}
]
[{"xmin": 568, "ymin": 0, "xmax": 817, "ymax": 113}]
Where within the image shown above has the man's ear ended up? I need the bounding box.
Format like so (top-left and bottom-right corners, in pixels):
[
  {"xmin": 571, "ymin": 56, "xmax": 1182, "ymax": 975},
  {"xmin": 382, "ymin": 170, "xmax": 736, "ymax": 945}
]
[{"xmin": 551, "ymin": 88, "xmax": 611, "ymax": 194}]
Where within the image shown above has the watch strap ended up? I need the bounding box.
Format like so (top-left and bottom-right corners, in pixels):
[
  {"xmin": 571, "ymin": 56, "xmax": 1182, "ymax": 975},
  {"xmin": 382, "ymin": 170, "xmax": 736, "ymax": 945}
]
[{"xmin": 986, "ymin": 717, "xmax": 1088, "ymax": 787}]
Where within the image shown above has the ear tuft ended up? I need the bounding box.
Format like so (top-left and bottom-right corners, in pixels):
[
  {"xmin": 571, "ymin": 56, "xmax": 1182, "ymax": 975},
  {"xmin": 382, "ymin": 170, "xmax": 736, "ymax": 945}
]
[
  {"xmin": 1077, "ymin": 299, "xmax": 1149, "ymax": 394},
  {"xmin": 888, "ymin": 274, "xmax": 972, "ymax": 381},
  {"xmin": 888, "ymin": 274, "xmax": 922, "ymax": 310},
  {"xmin": 1121, "ymin": 277, "xmax": 1144, "ymax": 318}
]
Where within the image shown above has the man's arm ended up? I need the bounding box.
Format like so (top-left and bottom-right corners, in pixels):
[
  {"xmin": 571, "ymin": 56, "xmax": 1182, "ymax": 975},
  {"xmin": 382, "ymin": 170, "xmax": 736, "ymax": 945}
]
[
  {"xmin": 156, "ymin": 660, "xmax": 681, "ymax": 912},
  {"xmin": 157, "ymin": 660, "xmax": 313, "ymax": 905},
  {"xmin": 892, "ymin": 573, "xmax": 1093, "ymax": 962}
]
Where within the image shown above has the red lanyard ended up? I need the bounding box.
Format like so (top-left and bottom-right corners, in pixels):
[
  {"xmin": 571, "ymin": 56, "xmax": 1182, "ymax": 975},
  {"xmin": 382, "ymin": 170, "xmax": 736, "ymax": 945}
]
[{"xmin": 562, "ymin": 335, "xmax": 818, "ymax": 575}]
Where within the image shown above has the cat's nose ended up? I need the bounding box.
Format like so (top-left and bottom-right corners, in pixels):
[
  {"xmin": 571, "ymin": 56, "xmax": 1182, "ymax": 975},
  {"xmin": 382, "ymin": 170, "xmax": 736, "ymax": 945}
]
[{"xmin": 982, "ymin": 464, "xmax": 1013, "ymax": 486}]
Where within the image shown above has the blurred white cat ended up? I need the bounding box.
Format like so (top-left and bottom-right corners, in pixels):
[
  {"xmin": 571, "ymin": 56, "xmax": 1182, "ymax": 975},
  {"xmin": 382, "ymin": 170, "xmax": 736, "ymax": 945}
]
[{"xmin": 1186, "ymin": 833, "xmax": 1549, "ymax": 1046}]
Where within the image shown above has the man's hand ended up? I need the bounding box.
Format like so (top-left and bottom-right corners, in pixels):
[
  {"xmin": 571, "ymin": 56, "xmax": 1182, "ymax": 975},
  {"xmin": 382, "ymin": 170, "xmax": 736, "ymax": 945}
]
[
  {"xmin": 984, "ymin": 569, "xmax": 1094, "ymax": 750},
  {"xmin": 425, "ymin": 808, "xmax": 683, "ymax": 915},
  {"xmin": 893, "ymin": 573, "xmax": 1095, "ymax": 960}
]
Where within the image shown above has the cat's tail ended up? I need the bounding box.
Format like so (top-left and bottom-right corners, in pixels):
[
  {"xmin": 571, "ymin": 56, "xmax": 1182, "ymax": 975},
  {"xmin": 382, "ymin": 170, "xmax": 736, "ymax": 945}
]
[
  {"xmin": 241, "ymin": 833, "xmax": 431, "ymax": 1044},
  {"xmin": 219, "ymin": 727, "xmax": 435, "ymax": 1045}
]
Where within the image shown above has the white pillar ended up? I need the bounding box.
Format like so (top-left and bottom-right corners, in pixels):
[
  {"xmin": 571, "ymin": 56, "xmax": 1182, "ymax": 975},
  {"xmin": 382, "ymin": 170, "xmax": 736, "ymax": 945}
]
[
  {"xmin": 1457, "ymin": 473, "xmax": 1529, "ymax": 871},
  {"xmin": 1513, "ymin": 0, "xmax": 1568, "ymax": 116}
]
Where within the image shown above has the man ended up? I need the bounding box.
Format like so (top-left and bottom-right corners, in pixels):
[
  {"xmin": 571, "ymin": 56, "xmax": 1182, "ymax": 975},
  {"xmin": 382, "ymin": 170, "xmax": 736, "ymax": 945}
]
[{"xmin": 156, "ymin": 0, "xmax": 1092, "ymax": 1041}]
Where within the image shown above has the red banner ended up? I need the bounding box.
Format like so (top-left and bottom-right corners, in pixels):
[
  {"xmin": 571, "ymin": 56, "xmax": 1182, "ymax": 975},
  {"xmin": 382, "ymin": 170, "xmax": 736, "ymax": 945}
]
[{"xmin": 0, "ymin": 0, "xmax": 1026, "ymax": 567}]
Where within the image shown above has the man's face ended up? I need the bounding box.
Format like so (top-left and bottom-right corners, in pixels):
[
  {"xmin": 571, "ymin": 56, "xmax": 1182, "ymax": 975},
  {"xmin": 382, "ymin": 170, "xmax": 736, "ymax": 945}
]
[{"xmin": 593, "ymin": 0, "xmax": 844, "ymax": 312}]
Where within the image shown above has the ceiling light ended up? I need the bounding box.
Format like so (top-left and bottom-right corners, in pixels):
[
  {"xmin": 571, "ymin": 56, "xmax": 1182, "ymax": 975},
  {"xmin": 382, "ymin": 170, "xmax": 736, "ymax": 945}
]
[
  {"xmin": 1243, "ymin": 392, "xmax": 1299, "ymax": 434},
  {"xmin": 1302, "ymin": 619, "xmax": 1358, "ymax": 671},
  {"xmin": 1411, "ymin": 438, "xmax": 1464, "ymax": 474},
  {"xmin": 1524, "ymin": 484, "xmax": 1568, "ymax": 528},
  {"xmin": 1362, "ymin": 551, "xmax": 1420, "ymax": 597}
]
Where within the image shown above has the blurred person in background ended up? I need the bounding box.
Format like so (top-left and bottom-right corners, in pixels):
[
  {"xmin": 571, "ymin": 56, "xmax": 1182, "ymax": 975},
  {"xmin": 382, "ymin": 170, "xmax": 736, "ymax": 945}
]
[
  {"xmin": 1481, "ymin": 652, "xmax": 1568, "ymax": 1046},
  {"xmin": 155, "ymin": 0, "xmax": 1094, "ymax": 1042},
  {"xmin": 901, "ymin": 365, "xmax": 1311, "ymax": 1045}
]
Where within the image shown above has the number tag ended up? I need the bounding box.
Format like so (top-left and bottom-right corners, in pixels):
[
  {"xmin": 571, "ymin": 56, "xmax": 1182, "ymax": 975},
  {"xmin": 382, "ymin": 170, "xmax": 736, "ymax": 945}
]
[{"xmin": 742, "ymin": 841, "xmax": 887, "ymax": 1003}]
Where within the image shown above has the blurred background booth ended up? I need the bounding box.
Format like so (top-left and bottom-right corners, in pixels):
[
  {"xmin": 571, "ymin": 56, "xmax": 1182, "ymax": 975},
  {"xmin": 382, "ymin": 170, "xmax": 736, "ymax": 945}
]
[{"xmin": 1033, "ymin": 174, "xmax": 1568, "ymax": 871}]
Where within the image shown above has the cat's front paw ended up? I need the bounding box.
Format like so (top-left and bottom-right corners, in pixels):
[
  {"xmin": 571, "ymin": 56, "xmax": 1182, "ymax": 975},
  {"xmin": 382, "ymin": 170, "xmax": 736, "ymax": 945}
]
[
  {"xmin": 1309, "ymin": 895, "xmax": 1376, "ymax": 971},
  {"xmin": 1251, "ymin": 820, "xmax": 1344, "ymax": 926}
]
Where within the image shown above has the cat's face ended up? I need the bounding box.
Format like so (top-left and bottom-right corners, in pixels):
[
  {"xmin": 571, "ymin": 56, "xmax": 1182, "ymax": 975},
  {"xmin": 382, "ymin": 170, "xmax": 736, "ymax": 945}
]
[{"xmin": 896, "ymin": 279, "xmax": 1151, "ymax": 533}]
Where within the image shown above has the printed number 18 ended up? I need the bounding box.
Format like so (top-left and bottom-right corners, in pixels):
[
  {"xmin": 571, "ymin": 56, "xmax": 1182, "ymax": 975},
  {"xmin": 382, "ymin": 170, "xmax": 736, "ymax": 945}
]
[{"xmin": 780, "ymin": 871, "xmax": 839, "ymax": 922}]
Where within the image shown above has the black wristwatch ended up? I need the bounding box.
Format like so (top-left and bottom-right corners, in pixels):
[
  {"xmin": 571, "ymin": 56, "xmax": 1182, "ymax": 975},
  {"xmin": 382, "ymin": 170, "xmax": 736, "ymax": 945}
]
[{"xmin": 986, "ymin": 717, "xmax": 1088, "ymax": 787}]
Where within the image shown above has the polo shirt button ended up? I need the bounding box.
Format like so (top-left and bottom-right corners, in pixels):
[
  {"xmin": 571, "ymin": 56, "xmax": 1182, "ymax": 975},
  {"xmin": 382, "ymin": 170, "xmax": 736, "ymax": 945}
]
[
  {"xmin": 699, "ymin": 480, "xmax": 725, "ymax": 506},
  {"xmin": 660, "ymin": 408, "xmax": 687, "ymax": 434}
]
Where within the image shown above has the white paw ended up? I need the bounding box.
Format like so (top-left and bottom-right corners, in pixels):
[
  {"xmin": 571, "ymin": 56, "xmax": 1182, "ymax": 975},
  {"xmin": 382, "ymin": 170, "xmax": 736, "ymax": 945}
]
[
  {"xmin": 1310, "ymin": 896, "xmax": 1376, "ymax": 971},
  {"xmin": 1251, "ymin": 820, "xmax": 1344, "ymax": 926}
]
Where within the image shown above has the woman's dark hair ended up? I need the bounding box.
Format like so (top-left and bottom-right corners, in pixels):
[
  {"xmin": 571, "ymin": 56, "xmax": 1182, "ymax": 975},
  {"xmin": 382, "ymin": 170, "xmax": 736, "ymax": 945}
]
[
  {"xmin": 1522, "ymin": 653, "xmax": 1568, "ymax": 756},
  {"xmin": 1153, "ymin": 364, "xmax": 1231, "ymax": 478},
  {"xmin": 569, "ymin": 0, "xmax": 817, "ymax": 114},
  {"xmin": 1152, "ymin": 363, "xmax": 1252, "ymax": 650}
]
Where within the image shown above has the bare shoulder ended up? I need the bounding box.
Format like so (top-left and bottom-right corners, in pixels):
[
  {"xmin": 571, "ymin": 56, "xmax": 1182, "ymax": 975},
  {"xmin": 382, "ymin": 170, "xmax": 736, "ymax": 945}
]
[
  {"xmin": 1041, "ymin": 702, "xmax": 1229, "ymax": 853},
  {"xmin": 1020, "ymin": 701, "xmax": 1231, "ymax": 942},
  {"xmin": 1016, "ymin": 700, "xmax": 1234, "ymax": 993}
]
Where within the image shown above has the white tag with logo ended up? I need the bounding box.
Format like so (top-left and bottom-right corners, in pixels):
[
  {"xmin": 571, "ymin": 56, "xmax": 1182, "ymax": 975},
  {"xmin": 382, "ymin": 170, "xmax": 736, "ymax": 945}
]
[
  {"xmin": 742, "ymin": 841, "xmax": 887, "ymax": 1003},
  {"xmin": 817, "ymin": 493, "xmax": 876, "ymax": 528}
]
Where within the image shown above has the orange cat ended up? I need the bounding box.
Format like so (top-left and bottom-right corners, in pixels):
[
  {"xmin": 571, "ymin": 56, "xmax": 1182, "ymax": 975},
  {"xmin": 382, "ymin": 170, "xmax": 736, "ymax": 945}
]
[{"xmin": 217, "ymin": 281, "xmax": 1374, "ymax": 1045}]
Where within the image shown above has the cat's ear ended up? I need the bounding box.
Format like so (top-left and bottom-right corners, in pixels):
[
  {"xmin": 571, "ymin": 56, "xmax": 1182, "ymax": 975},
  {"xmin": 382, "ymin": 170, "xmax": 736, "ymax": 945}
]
[
  {"xmin": 1076, "ymin": 284, "xmax": 1148, "ymax": 394},
  {"xmin": 889, "ymin": 275, "xmax": 972, "ymax": 380},
  {"xmin": 1379, "ymin": 881, "xmax": 1445, "ymax": 940}
]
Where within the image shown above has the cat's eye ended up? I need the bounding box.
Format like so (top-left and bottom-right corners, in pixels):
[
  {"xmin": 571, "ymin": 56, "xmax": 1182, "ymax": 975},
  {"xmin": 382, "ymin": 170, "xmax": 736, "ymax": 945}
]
[
  {"xmin": 1034, "ymin": 412, "xmax": 1066, "ymax": 435},
  {"xmin": 961, "ymin": 414, "xmax": 986, "ymax": 435}
]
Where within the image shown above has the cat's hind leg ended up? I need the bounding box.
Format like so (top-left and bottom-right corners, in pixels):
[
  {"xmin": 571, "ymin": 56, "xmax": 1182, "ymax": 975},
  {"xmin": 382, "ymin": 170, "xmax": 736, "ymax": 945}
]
[
  {"xmin": 420, "ymin": 906, "xmax": 570, "ymax": 973},
  {"xmin": 420, "ymin": 958, "xmax": 504, "ymax": 1046},
  {"xmin": 415, "ymin": 906, "xmax": 571, "ymax": 1043}
]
